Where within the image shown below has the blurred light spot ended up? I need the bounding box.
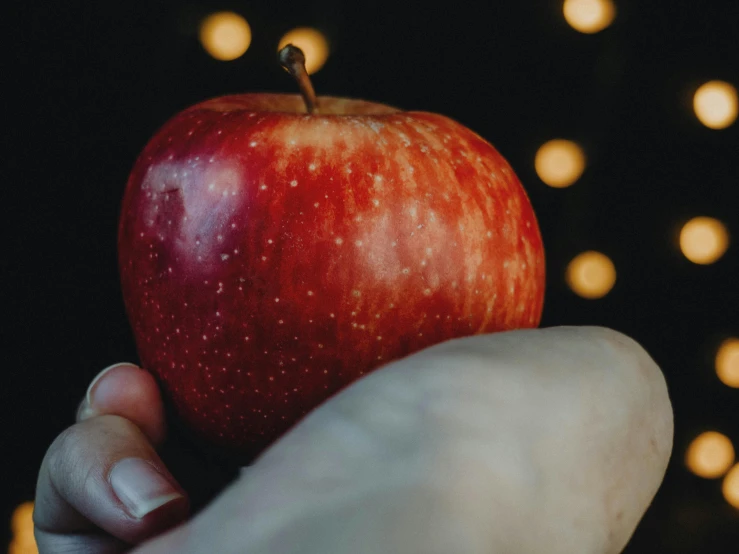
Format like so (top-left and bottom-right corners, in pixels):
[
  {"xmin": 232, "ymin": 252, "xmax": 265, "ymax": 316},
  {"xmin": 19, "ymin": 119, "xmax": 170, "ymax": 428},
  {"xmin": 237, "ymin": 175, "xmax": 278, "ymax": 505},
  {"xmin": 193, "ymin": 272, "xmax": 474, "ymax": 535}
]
[
  {"xmin": 679, "ymin": 217, "xmax": 729, "ymax": 265},
  {"xmin": 9, "ymin": 502, "xmax": 37, "ymax": 554},
  {"xmin": 723, "ymin": 463, "xmax": 739, "ymax": 508},
  {"xmin": 199, "ymin": 12, "xmax": 252, "ymax": 61},
  {"xmin": 686, "ymin": 432, "xmax": 735, "ymax": 479},
  {"xmin": 693, "ymin": 81, "xmax": 738, "ymax": 129},
  {"xmin": 716, "ymin": 338, "xmax": 739, "ymax": 388},
  {"xmin": 566, "ymin": 251, "xmax": 616, "ymax": 299},
  {"xmin": 278, "ymin": 28, "xmax": 329, "ymax": 74},
  {"xmin": 535, "ymin": 140, "xmax": 586, "ymax": 188},
  {"xmin": 563, "ymin": 0, "xmax": 616, "ymax": 34}
]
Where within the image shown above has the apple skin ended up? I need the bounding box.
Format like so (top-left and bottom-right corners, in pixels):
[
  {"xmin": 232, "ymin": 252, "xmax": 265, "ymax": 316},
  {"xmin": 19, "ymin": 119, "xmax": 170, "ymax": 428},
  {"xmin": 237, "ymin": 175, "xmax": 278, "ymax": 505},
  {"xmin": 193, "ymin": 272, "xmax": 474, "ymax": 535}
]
[{"xmin": 118, "ymin": 93, "xmax": 545, "ymax": 459}]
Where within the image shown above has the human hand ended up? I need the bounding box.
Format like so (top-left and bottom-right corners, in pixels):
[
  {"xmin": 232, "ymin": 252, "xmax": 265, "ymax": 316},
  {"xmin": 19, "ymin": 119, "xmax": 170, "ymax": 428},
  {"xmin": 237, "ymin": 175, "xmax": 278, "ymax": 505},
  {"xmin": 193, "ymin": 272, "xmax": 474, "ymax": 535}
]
[{"xmin": 35, "ymin": 326, "xmax": 673, "ymax": 554}]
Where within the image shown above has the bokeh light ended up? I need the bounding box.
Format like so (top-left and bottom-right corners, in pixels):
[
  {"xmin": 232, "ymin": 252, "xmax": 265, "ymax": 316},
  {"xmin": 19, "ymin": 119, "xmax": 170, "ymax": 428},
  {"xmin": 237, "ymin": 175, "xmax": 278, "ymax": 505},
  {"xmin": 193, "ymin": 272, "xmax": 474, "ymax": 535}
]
[
  {"xmin": 716, "ymin": 338, "xmax": 739, "ymax": 388},
  {"xmin": 563, "ymin": 0, "xmax": 616, "ymax": 34},
  {"xmin": 723, "ymin": 463, "xmax": 739, "ymax": 509},
  {"xmin": 565, "ymin": 251, "xmax": 616, "ymax": 299},
  {"xmin": 679, "ymin": 217, "xmax": 730, "ymax": 265},
  {"xmin": 693, "ymin": 80, "xmax": 738, "ymax": 129},
  {"xmin": 535, "ymin": 139, "xmax": 586, "ymax": 188},
  {"xmin": 199, "ymin": 12, "xmax": 252, "ymax": 61},
  {"xmin": 686, "ymin": 432, "xmax": 735, "ymax": 479},
  {"xmin": 9, "ymin": 501, "xmax": 37, "ymax": 554},
  {"xmin": 278, "ymin": 27, "xmax": 329, "ymax": 74}
]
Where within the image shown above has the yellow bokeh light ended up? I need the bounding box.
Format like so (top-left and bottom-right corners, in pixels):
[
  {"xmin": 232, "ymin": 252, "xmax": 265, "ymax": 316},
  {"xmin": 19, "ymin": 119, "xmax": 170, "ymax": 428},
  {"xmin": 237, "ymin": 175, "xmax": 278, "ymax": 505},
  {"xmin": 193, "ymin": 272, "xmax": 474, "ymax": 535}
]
[
  {"xmin": 723, "ymin": 463, "xmax": 739, "ymax": 508},
  {"xmin": 199, "ymin": 12, "xmax": 252, "ymax": 61},
  {"xmin": 686, "ymin": 432, "xmax": 735, "ymax": 479},
  {"xmin": 693, "ymin": 80, "xmax": 738, "ymax": 129},
  {"xmin": 278, "ymin": 27, "xmax": 329, "ymax": 75},
  {"xmin": 716, "ymin": 338, "xmax": 739, "ymax": 388},
  {"xmin": 9, "ymin": 502, "xmax": 37, "ymax": 554},
  {"xmin": 679, "ymin": 217, "xmax": 730, "ymax": 265},
  {"xmin": 563, "ymin": 0, "xmax": 616, "ymax": 34},
  {"xmin": 535, "ymin": 139, "xmax": 586, "ymax": 188},
  {"xmin": 565, "ymin": 251, "xmax": 616, "ymax": 299}
]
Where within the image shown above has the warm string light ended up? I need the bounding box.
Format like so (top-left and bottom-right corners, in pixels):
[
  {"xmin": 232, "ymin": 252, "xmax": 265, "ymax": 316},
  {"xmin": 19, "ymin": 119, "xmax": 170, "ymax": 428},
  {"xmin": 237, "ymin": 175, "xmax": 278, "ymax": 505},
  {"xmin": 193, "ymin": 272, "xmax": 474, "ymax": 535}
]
[
  {"xmin": 535, "ymin": 139, "xmax": 586, "ymax": 188},
  {"xmin": 563, "ymin": 0, "xmax": 616, "ymax": 34},
  {"xmin": 565, "ymin": 251, "xmax": 616, "ymax": 299},
  {"xmin": 716, "ymin": 338, "xmax": 739, "ymax": 388},
  {"xmin": 8, "ymin": 502, "xmax": 37, "ymax": 554},
  {"xmin": 723, "ymin": 464, "xmax": 739, "ymax": 508},
  {"xmin": 278, "ymin": 28, "xmax": 330, "ymax": 74},
  {"xmin": 685, "ymin": 432, "xmax": 736, "ymax": 479},
  {"xmin": 199, "ymin": 12, "xmax": 252, "ymax": 61},
  {"xmin": 679, "ymin": 217, "xmax": 730, "ymax": 265},
  {"xmin": 693, "ymin": 80, "xmax": 738, "ymax": 130}
]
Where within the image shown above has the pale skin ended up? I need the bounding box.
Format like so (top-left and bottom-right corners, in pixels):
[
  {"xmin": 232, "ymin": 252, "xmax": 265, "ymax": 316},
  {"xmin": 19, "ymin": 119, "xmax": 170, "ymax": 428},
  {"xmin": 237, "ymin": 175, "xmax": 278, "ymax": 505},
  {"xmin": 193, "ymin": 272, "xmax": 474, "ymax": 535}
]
[{"xmin": 34, "ymin": 326, "xmax": 673, "ymax": 553}]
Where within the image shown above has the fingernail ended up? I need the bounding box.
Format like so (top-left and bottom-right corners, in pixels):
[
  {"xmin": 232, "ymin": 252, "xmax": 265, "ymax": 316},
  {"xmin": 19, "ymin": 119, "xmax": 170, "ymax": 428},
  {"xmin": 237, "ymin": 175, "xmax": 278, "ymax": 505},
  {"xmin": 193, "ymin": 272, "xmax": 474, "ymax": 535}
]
[
  {"xmin": 110, "ymin": 458, "xmax": 184, "ymax": 519},
  {"xmin": 82, "ymin": 363, "xmax": 137, "ymax": 416}
]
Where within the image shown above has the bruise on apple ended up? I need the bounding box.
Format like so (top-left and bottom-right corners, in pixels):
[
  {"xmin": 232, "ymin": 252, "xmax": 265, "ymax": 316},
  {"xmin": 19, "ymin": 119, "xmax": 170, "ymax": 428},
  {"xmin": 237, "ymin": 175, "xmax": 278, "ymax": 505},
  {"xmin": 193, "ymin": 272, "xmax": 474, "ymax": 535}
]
[{"xmin": 118, "ymin": 93, "xmax": 546, "ymax": 458}]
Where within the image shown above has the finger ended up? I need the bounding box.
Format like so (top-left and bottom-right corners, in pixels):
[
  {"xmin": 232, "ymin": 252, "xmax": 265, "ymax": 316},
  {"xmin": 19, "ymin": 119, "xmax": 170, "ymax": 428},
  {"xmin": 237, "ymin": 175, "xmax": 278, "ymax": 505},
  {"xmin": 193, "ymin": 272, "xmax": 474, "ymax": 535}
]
[
  {"xmin": 34, "ymin": 414, "xmax": 189, "ymax": 553},
  {"xmin": 77, "ymin": 362, "xmax": 167, "ymax": 445},
  {"xmin": 132, "ymin": 326, "xmax": 673, "ymax": 554}
]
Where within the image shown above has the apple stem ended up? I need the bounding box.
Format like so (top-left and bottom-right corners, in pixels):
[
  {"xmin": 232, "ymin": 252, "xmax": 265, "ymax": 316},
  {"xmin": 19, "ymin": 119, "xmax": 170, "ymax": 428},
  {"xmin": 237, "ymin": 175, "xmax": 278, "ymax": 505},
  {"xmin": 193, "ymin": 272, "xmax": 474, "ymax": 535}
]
[{"xmin": 278, "ymin": 44, "xmax": 319, "ymax": 114}]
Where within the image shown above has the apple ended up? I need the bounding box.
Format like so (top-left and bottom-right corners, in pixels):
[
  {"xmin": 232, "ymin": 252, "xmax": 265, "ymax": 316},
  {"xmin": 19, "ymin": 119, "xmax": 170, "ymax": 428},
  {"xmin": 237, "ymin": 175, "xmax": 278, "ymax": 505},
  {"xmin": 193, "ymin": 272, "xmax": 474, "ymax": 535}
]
[{"xmin": 118, "ymin": 46, "xmax": 545, "ymax": 460}]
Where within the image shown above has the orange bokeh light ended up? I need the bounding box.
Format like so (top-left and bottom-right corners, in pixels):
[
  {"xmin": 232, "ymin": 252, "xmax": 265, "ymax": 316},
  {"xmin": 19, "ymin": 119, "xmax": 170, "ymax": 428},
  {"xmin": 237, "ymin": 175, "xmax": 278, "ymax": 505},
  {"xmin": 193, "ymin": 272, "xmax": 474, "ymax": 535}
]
[
  {"xmin": 566, "ymin": 251, "xmax": 616, "ymax": 299},
  {"xmin": 278, "ymin": 28, "xmax": 329, "ymax": 74},
  {"xmin": 535, "ymin": 139, "xmax": 586, "ymax": 188},
  {"xmin": 199, "ymin": 12, "xmax": 252, "ymax": 61},
  {"xmin": 686, "ymin": 431, "xmax": 735, "ymax": 479}
]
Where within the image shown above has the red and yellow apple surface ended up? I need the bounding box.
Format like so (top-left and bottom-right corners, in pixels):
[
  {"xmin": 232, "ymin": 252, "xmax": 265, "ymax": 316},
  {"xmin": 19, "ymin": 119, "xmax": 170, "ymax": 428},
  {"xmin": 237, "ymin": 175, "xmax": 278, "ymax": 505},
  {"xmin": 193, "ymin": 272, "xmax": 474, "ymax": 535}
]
[{"xmin": 118, "ymin": 47, "xmax": 545, "ymax": 459}]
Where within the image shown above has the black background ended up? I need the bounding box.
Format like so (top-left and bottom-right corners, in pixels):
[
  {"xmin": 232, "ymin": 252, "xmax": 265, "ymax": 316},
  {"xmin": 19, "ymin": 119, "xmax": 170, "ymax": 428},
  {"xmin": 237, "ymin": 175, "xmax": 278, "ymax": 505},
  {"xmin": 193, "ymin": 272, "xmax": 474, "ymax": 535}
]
[{"xmin": 3, "ymin": 0, "xmax": 739, "ymax": 550}]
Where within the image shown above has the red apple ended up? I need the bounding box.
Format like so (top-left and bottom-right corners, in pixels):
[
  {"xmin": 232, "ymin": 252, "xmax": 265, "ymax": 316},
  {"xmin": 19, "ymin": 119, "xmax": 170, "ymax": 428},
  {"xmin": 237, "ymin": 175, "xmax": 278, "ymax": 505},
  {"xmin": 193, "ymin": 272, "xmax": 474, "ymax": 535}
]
[{"xmin": 118, "ymin": 47, "xmax": 545, "ymax": 460}]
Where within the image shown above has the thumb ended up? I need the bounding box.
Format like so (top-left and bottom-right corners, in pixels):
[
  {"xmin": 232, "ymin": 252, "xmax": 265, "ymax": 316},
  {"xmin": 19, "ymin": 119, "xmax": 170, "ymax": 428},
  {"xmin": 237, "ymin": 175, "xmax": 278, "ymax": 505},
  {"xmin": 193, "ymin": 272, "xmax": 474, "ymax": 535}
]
[{"xmin": 132, "ymin": 326, "xmax": 673, "ymax": 554}]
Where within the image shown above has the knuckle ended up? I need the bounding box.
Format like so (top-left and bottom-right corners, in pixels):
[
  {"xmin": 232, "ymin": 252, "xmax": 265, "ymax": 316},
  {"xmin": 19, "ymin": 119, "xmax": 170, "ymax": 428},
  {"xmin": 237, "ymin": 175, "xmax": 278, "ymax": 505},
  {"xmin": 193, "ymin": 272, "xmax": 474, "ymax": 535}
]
[
  {"xmin": 45, "ymin": 425, "xmax": 94, "ymax": 492},
  {"xmin": 46, "ymin": 415, "xmax": 142, "ymax": 483},
  {"xmin": 47, "ymin": 425, "xmax": 87, "ymax": 473}
]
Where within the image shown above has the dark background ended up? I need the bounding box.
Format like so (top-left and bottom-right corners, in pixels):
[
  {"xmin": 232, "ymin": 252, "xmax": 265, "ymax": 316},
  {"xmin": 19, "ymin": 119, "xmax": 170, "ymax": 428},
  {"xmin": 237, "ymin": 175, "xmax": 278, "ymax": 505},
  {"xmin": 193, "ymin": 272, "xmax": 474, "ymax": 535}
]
[{"xmin": 4, "ymin": 0, "xmax": 738, "ymax": 551}]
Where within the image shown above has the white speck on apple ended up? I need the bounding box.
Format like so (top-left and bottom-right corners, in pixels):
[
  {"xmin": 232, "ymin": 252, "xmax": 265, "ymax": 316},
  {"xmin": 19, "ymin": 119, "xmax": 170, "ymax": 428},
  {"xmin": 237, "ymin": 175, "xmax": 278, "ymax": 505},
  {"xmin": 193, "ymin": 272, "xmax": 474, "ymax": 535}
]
[{"xmin": 290, "ymin": 180, "xmax": 298, "ymax": 187}]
